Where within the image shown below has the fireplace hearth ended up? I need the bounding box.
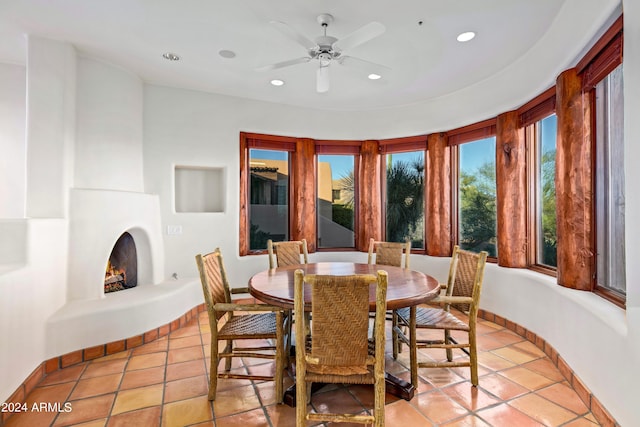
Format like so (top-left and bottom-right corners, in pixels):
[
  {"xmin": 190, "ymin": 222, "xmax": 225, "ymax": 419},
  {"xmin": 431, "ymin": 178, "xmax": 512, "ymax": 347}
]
[{"xmin": 104, "ymin": 232, "xmax": 137, "ymax": 293}]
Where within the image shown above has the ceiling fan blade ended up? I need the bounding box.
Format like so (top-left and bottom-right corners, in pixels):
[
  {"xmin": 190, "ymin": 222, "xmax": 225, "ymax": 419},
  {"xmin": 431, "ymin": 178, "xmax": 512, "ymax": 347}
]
[
  {"xmin": 270, "ymin": 20, "xmax": 317, "ymax": 51},
  {"xmin": 256, "ymin": 56, "xmax": 311, "ymax": 72},
  {"xmin": 317, "ymin": 66, "xmax": 330, "ymax": 93},
  {"xmin": 333, "ymin": 22, "xmax": 385, "ymax": 52},
  {"xmin": 338, "ymin": 55, "xmax": 391, "ymax": 75}
]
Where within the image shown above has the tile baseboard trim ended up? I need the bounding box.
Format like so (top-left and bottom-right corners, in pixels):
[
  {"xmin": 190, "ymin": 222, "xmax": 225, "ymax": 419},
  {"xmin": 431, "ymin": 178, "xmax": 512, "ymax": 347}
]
[
  {"xmin": 0, "ymin": 303, "xmax": 206, "ymax": 427},
  {"xmin": 478, "ymin": 309, "xmax": 618, "ymax": 427}
]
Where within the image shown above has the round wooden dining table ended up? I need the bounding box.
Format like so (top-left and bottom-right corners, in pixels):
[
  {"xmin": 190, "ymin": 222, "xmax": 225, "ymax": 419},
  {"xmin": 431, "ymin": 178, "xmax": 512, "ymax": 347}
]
[
  {"xmin": 248, "ymin": 262, "xmax": 441, "ymax": 406},
  {"xmin": 248, "ymin": 262, "xmax": 440, "ymax": 311}
]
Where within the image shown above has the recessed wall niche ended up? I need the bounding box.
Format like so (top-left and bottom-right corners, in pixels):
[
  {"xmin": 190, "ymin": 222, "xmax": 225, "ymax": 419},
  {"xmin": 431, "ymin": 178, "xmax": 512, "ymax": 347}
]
[{"xmin": 174, "ymin": 166, "xmax": 225, "ymax": 213}]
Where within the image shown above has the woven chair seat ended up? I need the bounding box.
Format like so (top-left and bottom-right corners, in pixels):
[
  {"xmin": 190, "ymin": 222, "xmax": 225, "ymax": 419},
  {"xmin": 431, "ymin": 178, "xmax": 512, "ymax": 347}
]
[
  {"xmin": 218, "ymin": 312, "xmax": 277, "ymax": 340},
  {"xmin": 396, "ymin": 307, "xmax": 470, "ymax": 331}
]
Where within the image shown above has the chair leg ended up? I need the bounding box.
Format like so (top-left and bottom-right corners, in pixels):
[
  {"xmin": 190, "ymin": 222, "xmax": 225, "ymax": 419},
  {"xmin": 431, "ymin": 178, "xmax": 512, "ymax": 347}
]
[
  {"xmin": 469, "ymin": 329, "xmax": 479, "ymax": 386},
  {"xmin": 409, "ymin": 306, "xmax": 418, "ymax": 388},
  {"xmin": 374, "ymin": 377, "xmax": 385, "ymax": 427},
  {"xmin": 223, "ymin": 340, "xmax": 233, "ymax": 371},
  {"xmin": 208, "ymin": 338, "xmax": 219, "ymax": 401},
  {"xmin": 392, "ymin": 310, "xmax": 399, "ymax": 360},
  {"xmin": 285, "ymin": 309, "xmax": 293, "ymax": 367},
  {"xmin": 275, "ymin": 311, "xmax": 284, "ymax": 404},
  {"xmin": 445, "ymin": 329, "xmax": 453, "ymax": 362},
  {"xmin": 296, "ymin": 379, "xmax": 307, "ymax": 426}
]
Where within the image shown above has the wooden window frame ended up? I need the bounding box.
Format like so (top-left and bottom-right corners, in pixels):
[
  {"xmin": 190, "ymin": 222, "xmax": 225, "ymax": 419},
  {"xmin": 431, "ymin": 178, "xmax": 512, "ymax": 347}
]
[
  {"xmin": 448, "ymin": 121, "xmax": 498, "ymax": 260},
  {"xmin": 524, "ymin": 114, "xmax": 558, "ymax": 276},
  {"xmin": 578, "ymin": 15, "xmax": 625, "ymax": 307},
  {"xmin": 240, "ymin": 132, "xmax": 296, "ymax": 256},
  {"xmin": 378, "ymin": 136, "xmax": 428, "ymax": 253},
  {"xmin": 447, "ymin": 118, "xmax": 497, "ymax": 146},
  {"xmin": 316, "ymin": 150, "xmax": 360, "ymax": 251},
  {"xmin": 519, "ymin": 88, "xmax": 558, "ymax": 274}
]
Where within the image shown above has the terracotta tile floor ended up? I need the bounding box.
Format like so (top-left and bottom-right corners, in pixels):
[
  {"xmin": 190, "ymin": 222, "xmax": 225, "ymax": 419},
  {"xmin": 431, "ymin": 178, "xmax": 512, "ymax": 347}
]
[{"xmin": 5, "ymin": 310, "xmax": 602, "ymax": 426}]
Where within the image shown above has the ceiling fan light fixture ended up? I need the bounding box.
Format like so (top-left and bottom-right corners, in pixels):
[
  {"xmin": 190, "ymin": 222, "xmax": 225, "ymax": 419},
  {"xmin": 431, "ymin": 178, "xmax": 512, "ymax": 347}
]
[
  {"xmin": 456, "ymin": 31, "xmax": 476, "ymax": 42},
  {"xmin": 368, "ymin": 73, "xmax": 382, "ymax": 80},
  {"xmin": 270, "ymin": 79, "xmax": 285, "ymax": 86},
  {"xmin": 318, "ymin": 52, "xmax": 332, "ymax": 67}
]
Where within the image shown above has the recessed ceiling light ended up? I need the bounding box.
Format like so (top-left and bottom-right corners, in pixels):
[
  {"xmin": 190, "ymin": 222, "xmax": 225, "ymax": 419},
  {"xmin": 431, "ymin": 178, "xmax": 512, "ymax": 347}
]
[
  {"xmin": 162, "ymin": 52, "xmax": 180, "ymax": 61},
  {"xmin": 270, "ymin": 79, "xmax": 284, "ymax": 86},
  {"xmin": 457, "ymin": 31, "xmax": 476, "ymax": 42},
  {"xmin": 219, "ymin": 49, "xmax": 236, "ymax": 59},
  {"xmin": 368, "ymin": 73, "xmax": 382, "ymax": 80}
]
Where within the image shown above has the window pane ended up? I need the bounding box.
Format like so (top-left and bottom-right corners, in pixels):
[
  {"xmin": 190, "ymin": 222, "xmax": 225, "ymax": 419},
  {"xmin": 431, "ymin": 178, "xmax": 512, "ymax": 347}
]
[
  {"xmin": 385, "ymin": 151, "xmax": 425, "ymax": 248},
  {"xmin": 595, "ymin": 65, "xmax": 625, "ymax": 295},
  {"xmin": 317, "ymin": 155, "xmax": 355, "ymax": 248},
  {"xmin": 249, "ymin": 149, "xmax": 289, "ymax": 250},
  {"xmin": 537, "ymin": 114, "xmax": 557, "ymax": 267},
  {"xmin": 458, "ymin": 137, "xmax": 497, "ymax": 256}
]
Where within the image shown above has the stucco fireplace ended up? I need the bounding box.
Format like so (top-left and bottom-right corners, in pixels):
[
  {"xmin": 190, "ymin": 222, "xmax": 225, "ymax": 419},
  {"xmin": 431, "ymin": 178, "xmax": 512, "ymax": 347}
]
[
  {"xmin": 44, "ymin": 187, "xmax": 201, "ymax": 357},
  {"xmin": 66, "ymin": 189, "xmax": 165, "ymax": 300}
]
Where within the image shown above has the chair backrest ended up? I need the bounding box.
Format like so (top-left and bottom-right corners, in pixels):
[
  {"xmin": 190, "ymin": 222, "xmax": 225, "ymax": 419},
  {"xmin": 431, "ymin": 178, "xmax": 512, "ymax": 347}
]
[
  {"xmin": 367, "ymin": 238, "xmax": 411, "ymax": 269},
  {"xmin": 444, "ymin": 245, "xmax": 488, "ymax": 314},
  {"xmin": 267, "ymin": 239, "xmax": 308, "ymax": 268},
  {"xmin": 195, "ymin": 248, "xmax": 231, "ymax": 320},
  {"xmin": 294, "ymin": 269, "xmax": 388, "ymax": 376}
]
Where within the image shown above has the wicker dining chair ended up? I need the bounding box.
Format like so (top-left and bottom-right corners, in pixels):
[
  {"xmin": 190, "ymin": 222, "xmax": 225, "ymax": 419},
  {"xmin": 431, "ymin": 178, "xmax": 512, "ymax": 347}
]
[
  {"xmin": 367, "ymin": 238, "xmax": 411, "ymax": 269},
  {"xmin": 294, "ymin": 269, "xmax": 388, "ymax": 426},
  {"xmin": 267, "ymin": 239, "xmax": 308, "ymax": 268},
  {"xmin": 393, "ymin": 245, "xmax": 488, "ymax": 387},
  {"xmin": 267, "ymin": 238, "xmax": 307, "ymax": 348},
  {"xmin": 195, "ymin": 248, "xmax": 289, "ymax": 402},
  {"xmin": 368, "ymin": 238, "xmax": 411, "ymax": 354}
]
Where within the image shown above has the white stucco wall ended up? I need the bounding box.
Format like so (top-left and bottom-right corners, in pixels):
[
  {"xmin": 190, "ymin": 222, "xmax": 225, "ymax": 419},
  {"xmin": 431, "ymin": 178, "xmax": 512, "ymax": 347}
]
[
  {"xmin": 0, "ymin": 63, "xmax": 26, "ymax": 219},
  {"xmin": 25, "ymin": 36, "xmax": 76, "ymax": 219},
  {"xmin": 75, "ymin": 57, "xmax": 144, "ymax": 192}
]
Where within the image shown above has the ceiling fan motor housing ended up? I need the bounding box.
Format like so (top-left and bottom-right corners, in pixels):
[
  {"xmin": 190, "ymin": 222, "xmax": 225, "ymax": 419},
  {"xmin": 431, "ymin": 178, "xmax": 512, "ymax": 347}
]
[{"xmin": 317, "ymin": 13, "xmax": 334, "ymax": 27}]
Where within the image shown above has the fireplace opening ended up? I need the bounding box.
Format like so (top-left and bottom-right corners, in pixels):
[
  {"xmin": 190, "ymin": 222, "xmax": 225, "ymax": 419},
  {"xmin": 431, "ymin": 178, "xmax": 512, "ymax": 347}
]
[{"xmin": 104, "ymin": 232, "xmax": 137, "ymax": 293}]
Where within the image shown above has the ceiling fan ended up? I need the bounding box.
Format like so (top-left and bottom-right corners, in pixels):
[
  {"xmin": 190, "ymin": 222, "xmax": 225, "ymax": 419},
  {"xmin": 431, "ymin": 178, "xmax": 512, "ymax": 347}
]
[{"xmin": 257, "ymin": 14, "xmax": 388, "ymax": 93}]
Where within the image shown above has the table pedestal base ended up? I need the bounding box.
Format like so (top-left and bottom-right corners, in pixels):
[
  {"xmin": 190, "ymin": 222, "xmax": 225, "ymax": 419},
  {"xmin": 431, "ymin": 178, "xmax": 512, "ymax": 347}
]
[{"xmin": 282, "ymin": 372, "xmax": 415, "ymax": 407}]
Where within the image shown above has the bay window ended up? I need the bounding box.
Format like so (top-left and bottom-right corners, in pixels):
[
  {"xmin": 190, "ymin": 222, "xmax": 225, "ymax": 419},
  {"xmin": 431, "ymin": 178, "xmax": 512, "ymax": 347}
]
[{"xmin": 457, "ymin": 137, "xmax": 497, "ymax": 257}]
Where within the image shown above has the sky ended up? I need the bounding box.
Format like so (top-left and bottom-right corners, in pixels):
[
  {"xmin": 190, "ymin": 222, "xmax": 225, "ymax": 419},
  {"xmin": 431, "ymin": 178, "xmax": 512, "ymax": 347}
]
[{"xmin": 459, "ymin": 137, "xmax": 496, "ymax": 173}]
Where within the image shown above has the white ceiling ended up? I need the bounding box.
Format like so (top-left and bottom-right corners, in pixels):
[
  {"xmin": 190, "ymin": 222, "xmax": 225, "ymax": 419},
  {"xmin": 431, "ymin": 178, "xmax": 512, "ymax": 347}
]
[{"xmin": 0, "ymin": 0, "xmax": 569, "ymax": 111}]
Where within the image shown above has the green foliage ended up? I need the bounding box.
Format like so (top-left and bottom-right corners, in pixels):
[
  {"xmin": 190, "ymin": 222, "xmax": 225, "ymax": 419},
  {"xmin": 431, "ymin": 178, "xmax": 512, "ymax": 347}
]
[
  {"xmin": 386, "ymin": 158, "xmax": 425, "ymax": 244},
  {"xmin": 541, "ymin": 149, "xmax": 557, "ymax": 266},
  {"xmin": 332, "ymin": 204, "xmax": 354, "ymax": 231},
  {"xmin": 249, "ymin": 222, "xmax": 273, "ymax": 250},
  {"xmin": 459, "ymin": 161, "xmax": 497, "ymax": 256}
]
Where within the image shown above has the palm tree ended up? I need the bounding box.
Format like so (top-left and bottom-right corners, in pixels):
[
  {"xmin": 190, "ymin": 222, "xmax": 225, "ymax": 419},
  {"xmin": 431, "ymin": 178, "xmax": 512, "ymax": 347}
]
[{"xmin": 386, "ymin": 158, "xmax": 424, "ymax": 244}]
